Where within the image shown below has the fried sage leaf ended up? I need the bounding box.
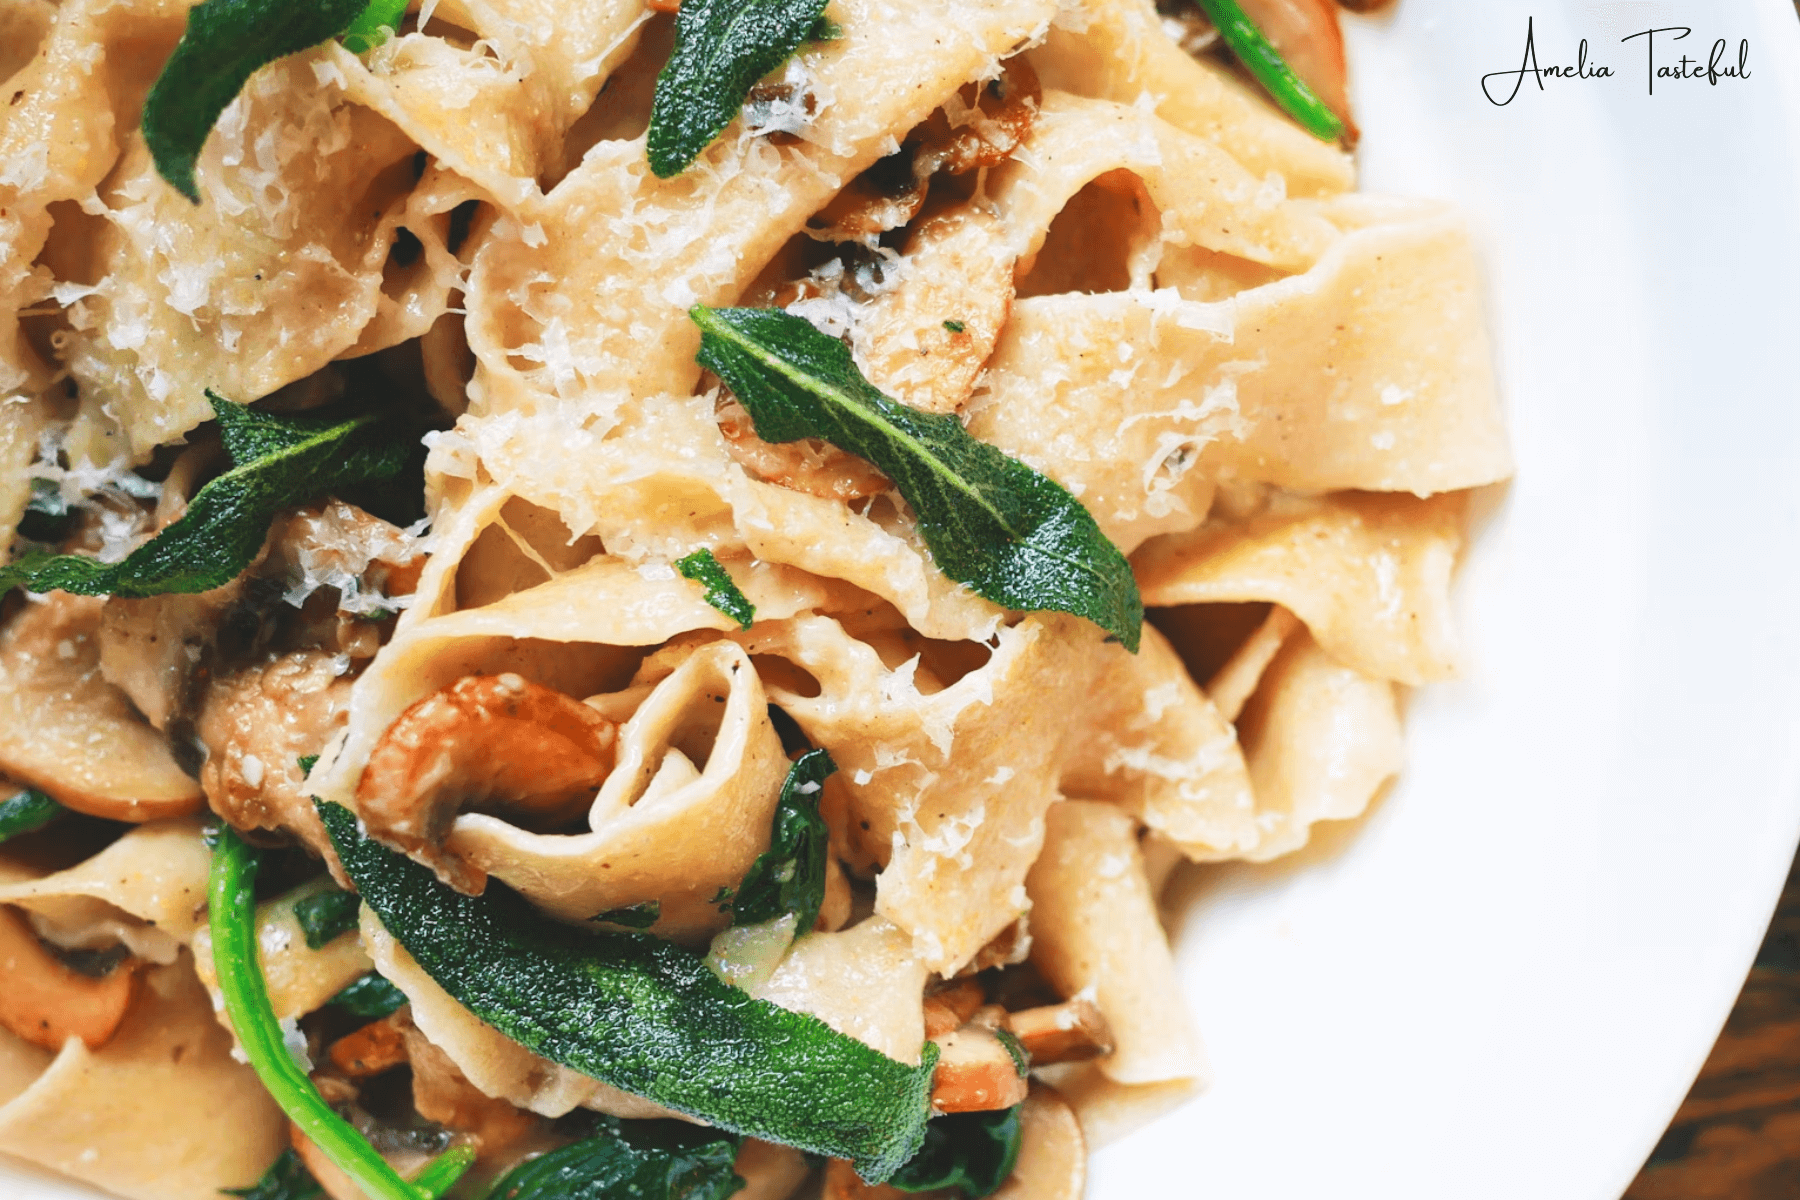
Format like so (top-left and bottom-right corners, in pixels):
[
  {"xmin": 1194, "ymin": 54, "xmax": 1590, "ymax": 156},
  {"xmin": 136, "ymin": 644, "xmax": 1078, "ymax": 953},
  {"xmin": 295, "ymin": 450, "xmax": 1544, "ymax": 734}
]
[
  {"xmin": 0, "ymin": 394, "xmax": 411, "ymax": 599},
  {"xmin": 888, "ymin": 1107, "xmax": 1024, "ymax": 1199},
  {"xmin": 676, "ymin": 549, "xmax": 756, "ymax": 630},
  {"xmin": 318, "ymin": 801, "xmax": 937, "ymax": 1181},
  {"xmin": 690, "ymin": 306, "xmax": 1143, "ymax": 650},
  {"xmin": 0, "ymin": 789, "xmax": 63, "ymax": 844},
  {"xmin": 142, "ymin": 0, "xmax": 369, "ymax": 201},
  {"xmin": 730, "ymin": 748, "xmax": 832, "ymax": 931},
  {"xmin": 646, "ymin": 0, "xmax": 831, "ymax": 178},
  {"xmin": 327, "ymin": 973, "xmax": 409, "ymax": 1020},
  {"xmin": 292, "ymin": 886, "xmax": 362, "ymax": 950},
  {"xmin": 486, "ymin": 1117, "xmax": 743, "ymax": 1200}
]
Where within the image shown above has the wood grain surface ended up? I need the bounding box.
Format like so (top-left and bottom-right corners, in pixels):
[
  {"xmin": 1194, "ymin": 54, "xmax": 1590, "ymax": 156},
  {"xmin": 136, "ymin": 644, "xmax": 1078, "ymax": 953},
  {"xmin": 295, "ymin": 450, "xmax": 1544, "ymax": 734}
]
[{"xmin": 1624, "ymin": 848, "xmax": 1800, "ymax": 1198}]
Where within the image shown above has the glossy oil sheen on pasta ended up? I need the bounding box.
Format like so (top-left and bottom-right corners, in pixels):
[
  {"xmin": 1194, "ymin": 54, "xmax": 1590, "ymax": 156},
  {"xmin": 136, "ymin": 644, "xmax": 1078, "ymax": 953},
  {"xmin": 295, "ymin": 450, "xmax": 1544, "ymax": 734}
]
[{"xmin": 0, "ymin": 0, "xmax": 1511, "ymax": 1196}]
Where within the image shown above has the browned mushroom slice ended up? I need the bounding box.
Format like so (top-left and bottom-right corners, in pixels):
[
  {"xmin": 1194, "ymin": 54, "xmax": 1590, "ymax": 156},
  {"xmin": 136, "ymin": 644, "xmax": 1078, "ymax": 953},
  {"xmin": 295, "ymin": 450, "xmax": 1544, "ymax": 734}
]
[
  {"xmin": 400, "ymin": 1013, "xmax": 543, "ymax": 1164},
  {"xmin": 913, "ymin": 56, "xmax": 1043, "ymax": 178},
  {"xmin": 355, "ymin": 673, "xmax": 619, "ymax": 894},
  {"xmin": 1235, "ymin": 0, "xmax": 1356, "ymax": 137},
  {"xmin": 806, "ymin": 150, "xmax": 930, "ymax": 242},
  {"xmin": 853, "ymin": 207, "xmax": 1013, "ymax": 415},
  {"xmin": 956, "ymin": 916, "xmax": 1031, "ymax": 977},
  {"xmin": 930, "ymin": 1025, "xmax": 1030, "ymax": 1113},
  {"xmin": 0, "ymin": 905, "xmax": 140, "ymax": 1051},
  {"xmin": 805, "ymin": 56, "xmax": 1041, "ymax": 244},
  {"xmin": 198, "ymin": 649, "xmax": 356, "ymax": 873},
  {"xmin": 0, "ymin": 593, "xmax": 203, "ymax": 821},
  {"xmin": 328, "ymin": 1013, "xmax": 411, "ymax": 1079},
  {"xmin": 923, "ymin": 977, "xmax": 987, "ymax": 1039},
  {"xmin": 1003, "ymin": 999, "xmax": 1115, "ymax": 1066}
]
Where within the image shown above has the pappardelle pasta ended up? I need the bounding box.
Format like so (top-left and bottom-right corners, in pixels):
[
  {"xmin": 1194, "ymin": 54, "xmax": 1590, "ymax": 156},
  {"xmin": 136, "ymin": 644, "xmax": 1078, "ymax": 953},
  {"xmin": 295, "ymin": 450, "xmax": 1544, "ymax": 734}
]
[{"xmin": 0, "ymin": 0, "xmax": 1508, "ymax": 1196}]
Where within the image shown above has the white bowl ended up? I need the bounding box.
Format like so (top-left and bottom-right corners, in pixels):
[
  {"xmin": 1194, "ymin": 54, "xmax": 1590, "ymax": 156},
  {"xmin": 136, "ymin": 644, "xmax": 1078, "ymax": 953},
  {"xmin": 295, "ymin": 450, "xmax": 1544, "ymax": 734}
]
[
  {"xmin": 1093, "ymin": 2, "xmax": 1800, "ymax": 1197},
  {"xmin": 9, "ymin": 3, "xmax": 1800, "ymax": 1198}
]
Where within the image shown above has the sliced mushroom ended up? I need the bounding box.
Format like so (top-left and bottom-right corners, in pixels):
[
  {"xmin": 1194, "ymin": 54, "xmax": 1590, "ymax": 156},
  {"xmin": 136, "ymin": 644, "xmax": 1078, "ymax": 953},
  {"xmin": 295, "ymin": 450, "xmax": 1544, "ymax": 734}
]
[
  {"xmin": 957, "ymin": 917, "xmax": 1032, "ymax": 977},
  {"xmin": 923, "ymin": 977, "xmax": 987, "ymax": 1039},
  {"xmin": 0, "ymin": 593, "xmax": 203, "ymax": 821},
  {"xmin": 329, "ymin": 1013, "xmax": 411, "ymax": 1079},
  {"xmin": 806, "ymin": 55, "xmax": 1041, "ymax": 243},
  {"xmin": 355, "ymin": 673, "xmax": 619, "ymax": 894},
  {"xmin": 300, "ymin": 1008, "xmax": 551, "ymax": 1200},
  {"xmin": 399, "ymin": 1012, "xmax": 543, "ymax": 1162},
  {"xmin": 853, "ymin": 207, "xmax": 1014, "ymax": 415},
  {"xmin": 1003, "ymin": 999, "xmax": 1114, "ymax": 1066},
  {"xmin": 912, "ymin": 55, "xmax": 1042, "ymax": 179},
  {"xmin": 0, "ymin": 905, "xmax": 139, "ymax": 1051},
  {"xmin": 930, "ymin": 1024, "xmax": 1030, "ymax": 1114},
  {"xmin": 197, "ymin": 649, "xmax": 357, "ymax": 873}
]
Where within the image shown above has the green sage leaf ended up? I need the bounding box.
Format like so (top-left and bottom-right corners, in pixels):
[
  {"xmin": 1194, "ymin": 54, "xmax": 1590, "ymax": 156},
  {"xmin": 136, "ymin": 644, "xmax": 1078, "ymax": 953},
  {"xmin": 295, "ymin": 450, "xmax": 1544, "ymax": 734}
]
[
  {"xmin": 0, "ymin": 394, "xmax": 411, "ymax": 600},
  {"xmin": 142, "ymin": 0, "xmax": 369, "ymax": 202},
  {"xmin": 486, "ymin": 1117, "xmax": 743, "ymax": 1200},
  {"xmin": 317, "ymin": 800, "xmax": 937, "ymax": 1182},
  {"xmin": 676, "ymin": 549, "xmax": 756, "ymax": 630},
  {"xmin": 730, "ymin": 749, "xmax": 831, "ymax": 931},
  {"xmin": 887, "ymin": 1108, "xmax": 1024, "ymax": 1199},
  {"xmin": 297, "ymin": 755, "xmax": 320, "ymax": 778},
  {"xmin": 647, "ymin": 0, "xmax": 831, "ymax": 178},
  {"xmin": 690, "ymin": 306, "xmax": 1143, "ymax": 650},
  {"xmin": 327, "ymin": 973, "xmax": 409, "ymax": 1020},
  {"xmin": 292, "ymin": 886, "xmax": 362, "ymax": 950},
  {"xmin": 221, "ymin": 1148, "xmax": 323, "ymax": 1200},
  {"xmin": 0, "ymin": 789, "xmax": 63, "ymax": 843}
]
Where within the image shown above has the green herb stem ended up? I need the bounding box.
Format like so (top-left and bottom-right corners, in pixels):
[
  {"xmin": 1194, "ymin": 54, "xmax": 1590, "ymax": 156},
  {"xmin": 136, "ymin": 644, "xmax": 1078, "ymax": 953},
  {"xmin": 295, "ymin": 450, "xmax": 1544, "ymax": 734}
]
[
  {"xmin": 208, "ymin": 827, "xmax": 433, "ymax": 1200},
  {"xmin": 1193, "ymin": 0, "xmax": 1345, "ymax": 142},
  {"xmin": 407, "ymin": 1145, "xmax": 475, "ymax": 1198}
]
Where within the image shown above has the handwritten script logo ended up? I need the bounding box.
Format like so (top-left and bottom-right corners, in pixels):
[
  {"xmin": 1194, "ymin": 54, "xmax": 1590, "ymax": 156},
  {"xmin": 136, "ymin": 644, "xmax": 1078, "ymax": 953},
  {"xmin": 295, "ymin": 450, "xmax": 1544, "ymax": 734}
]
[{"xmin": 1483, "ymin": 16, "xmax": 1750, "ymax": 105}]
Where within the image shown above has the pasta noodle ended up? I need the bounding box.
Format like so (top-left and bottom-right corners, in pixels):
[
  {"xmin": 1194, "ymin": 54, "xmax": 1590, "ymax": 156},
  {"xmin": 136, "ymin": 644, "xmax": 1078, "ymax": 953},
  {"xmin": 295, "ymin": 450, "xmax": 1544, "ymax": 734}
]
[{"xmin": 0, "ymin": 0, "xmax": 1510, "ymax": 1195}]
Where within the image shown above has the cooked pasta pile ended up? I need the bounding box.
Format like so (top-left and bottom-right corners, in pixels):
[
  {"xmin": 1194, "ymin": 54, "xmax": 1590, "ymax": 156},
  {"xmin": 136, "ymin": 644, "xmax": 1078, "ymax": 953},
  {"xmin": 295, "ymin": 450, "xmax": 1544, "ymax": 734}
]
[{"xmin": 0, "ymin": 0, "xmax": 1509, "ymax": 1196}]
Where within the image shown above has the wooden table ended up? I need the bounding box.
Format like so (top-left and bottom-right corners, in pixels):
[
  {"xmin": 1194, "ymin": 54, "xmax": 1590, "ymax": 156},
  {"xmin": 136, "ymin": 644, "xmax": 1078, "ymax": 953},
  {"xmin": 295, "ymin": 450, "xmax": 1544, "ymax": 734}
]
[{"xmin": 1624, "ymin": 849, "xmax": 1800, "ymax": 1198}]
